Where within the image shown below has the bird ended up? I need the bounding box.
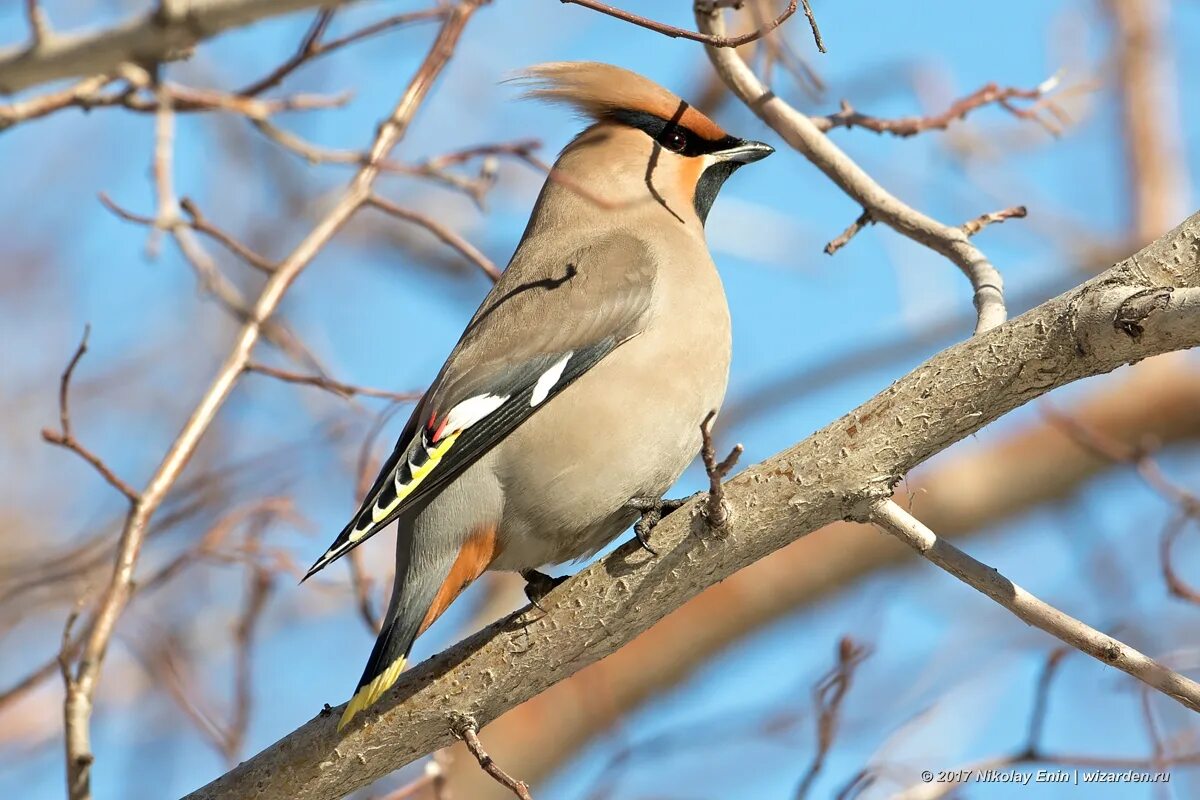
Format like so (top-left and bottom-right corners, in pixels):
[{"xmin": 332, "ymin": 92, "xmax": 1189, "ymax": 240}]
[{"xmin": 304, "ymin": 61, "xmax": 773, "ymax": 731}]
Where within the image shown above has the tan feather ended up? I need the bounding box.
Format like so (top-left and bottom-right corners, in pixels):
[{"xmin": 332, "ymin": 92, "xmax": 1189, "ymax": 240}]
[{"xmin": 515, "ymin": 61, "xmax": 728, "ymax": 142}]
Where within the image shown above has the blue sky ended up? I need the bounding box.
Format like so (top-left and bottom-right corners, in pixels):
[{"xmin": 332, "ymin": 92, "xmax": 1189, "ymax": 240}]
[{"xmin": 2, "ymin": 1, "xmax": 1199, "ymax": 798}]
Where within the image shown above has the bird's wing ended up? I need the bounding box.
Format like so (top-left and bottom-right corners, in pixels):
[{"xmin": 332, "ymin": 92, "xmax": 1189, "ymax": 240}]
[{"xmin": 304, "ymin": 232, "xmax": 657, "ymax": 579}]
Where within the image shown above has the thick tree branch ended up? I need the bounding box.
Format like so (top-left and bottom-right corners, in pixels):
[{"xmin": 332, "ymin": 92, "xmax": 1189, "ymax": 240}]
[
  {"xmin": 184, "ymin": 212, "xmax": 1200, "ymax": 800},
  {"xmin": 0, "ymin": 0, "xmax": 371, "ymax": 95},
  {"xmin": 695, "ymin": 3, "xmax": 1011, "ymax": 334},
  {"xmin": 445, "ymin": 353, "xmax": 1200, "ymax": 799}
]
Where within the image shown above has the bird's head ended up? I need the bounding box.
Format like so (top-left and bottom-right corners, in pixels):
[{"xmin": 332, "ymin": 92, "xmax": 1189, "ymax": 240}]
[{"xmin": 517, "ymin": 62, "xmax": 773, "ymax": 226}]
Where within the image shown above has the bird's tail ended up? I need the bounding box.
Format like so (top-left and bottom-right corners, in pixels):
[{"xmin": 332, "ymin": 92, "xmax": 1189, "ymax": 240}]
[
  {"xmin": 338, "ymin": 523, "xmax": 501, "ymax": 731},
  {"xmin": 339, "ymin": 612, "xmax": 418, "ymax": 731}
]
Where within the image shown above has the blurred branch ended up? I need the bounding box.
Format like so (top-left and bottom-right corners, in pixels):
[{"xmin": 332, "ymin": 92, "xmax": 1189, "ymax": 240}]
[
  {"xmin": 0, "ymin": 0, "xmax": 374, "ymax": 95},
  {"xmin": 0, "ymin": 74, "xmax": 349, "ymax": 133},
  {"xmin": 184, "ymin": 212, "xmax": 1200, "ymax": 800},
  {"xmin": 1104, "ymin": 0, "xmax": 1190, "ymax": 243},
  {"xmin": 40, "ymin": 326, "xmax": 140, "ymax": 504},
  {"xmin": 563, "ymin": 0, "xmax": 799, "ymax": 48},
  {"xmin": 883, "ymin": 648, "xmax": 1200, "ymax": 799},
  {"xmin": 237, "ymin": 7, "xmax": 447, "ymax": 97},
  {"xmin": 1161, "ymin": 514, "xmax": 1200, "ymax": 605},
  {"xmin": 812, "ymin": 76, "xmax": 1077, "ymax": 137},
  {"xmin": 367, "ymin": 195, "xmax": 501, "ymax": 282},
  {"xmin": 59, "ymin": 4, "xmax": 486, "ymax": 798},
  {"xmin": 867, "ymin": 497, "xmax": 1200, "ymax": 711},
  {"xmin": 696, "ymin": 3, "xmax": 1012, "ymax": 334},
  {"xmin": 244, "ymin": 362, "xmax": 422, "ymax": 403},
  {"xmin": 794, "ymin": 638, "xmax": 870, "ymax": 799}
]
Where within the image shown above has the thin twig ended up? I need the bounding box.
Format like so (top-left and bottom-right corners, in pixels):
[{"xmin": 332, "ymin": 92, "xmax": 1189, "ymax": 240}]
[
  {"xmin": 795, "ymin": 638, "xmax": 870, "ymax": 798},
  {"xmin": 700, "ymin": 410, "xmax": 743, "ymax": 533},
  {"xmin": 367, "ymin": 195, "xmax": 501, "ymax": 281},
  {"xmin": 180, "ymin": 198, "xmax": 277, "ymax": 273},
  {"xmin": 564, "ymin": 0, "xmax": 798, "ymax": 48},
  {"xmin": 868, "ymin": 497, "xmax": 1200, "ymax": 713},
  {"xmin": 40, "ymin": 327, "xmax": 140, "ymax": 504},
  {"xmin": 799, "ymin": 0, "xmax": 826, "ymax": 53},
  {"xmin": 962, "ymin": 205, "xmax": 1028, "ymax": 237},
  {"xmin": 453, "ymin": 717, "xmax": 534, "ymax": 800},
  {"xmin": 813, "ymin": 77, "xmax": 1076, "ymax": 137},
  {"xmin": 237, "ymin": 8, "xmax": 447, "ymax": 97},
  {"xmin": 1161, "ymin": 514, "xmax": 1200, "ymax": 604},
  {"xmin": 244, "ymin": 362, "xmax": 422, "ymax": 402},
  {"xmin": 824, "ymin": 209, "xmax": 873, "ymax": 255}
]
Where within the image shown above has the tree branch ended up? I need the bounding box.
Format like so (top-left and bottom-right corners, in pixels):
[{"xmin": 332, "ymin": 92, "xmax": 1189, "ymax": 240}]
[
  {"xmin": 183, "ymin": 212, "xmax": 1200, "ymax": 800},
  {"xmin": 40, "ymin": 325, "xmax": 140, "ymax": 504},
  {"xmin": 561, "ymin": 0, "xmax": 798, "ymax": 48},
  {"xmin": 695, "ymin": 2, "xmax": 1012, "ymax": 334},
  {"xmin": 0, "ymin": 0, "xmax": 374, "ymax": 95},
  {"xmin": 867, "ymin": 497, "xmax": 1200, "ymax": 711},
  {"xmin": 442, "ymin": 355, "xmax": 1200, "ymax": 798}
]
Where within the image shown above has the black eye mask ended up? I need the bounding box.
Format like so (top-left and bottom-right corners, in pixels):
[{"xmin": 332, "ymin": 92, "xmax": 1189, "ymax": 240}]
[{"xmin": 609, "ymin": 109, "xmax": 741, "ymax": 158}]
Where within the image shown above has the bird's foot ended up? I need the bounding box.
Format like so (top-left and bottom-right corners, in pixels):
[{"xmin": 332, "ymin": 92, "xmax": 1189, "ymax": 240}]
[
  {"xmin": 626, "ymin": 492, "xmax": 703, "ymax": 556},
  {"xmin": 521, "ymin": 569, "xmax": 568, "ymax": 610}
]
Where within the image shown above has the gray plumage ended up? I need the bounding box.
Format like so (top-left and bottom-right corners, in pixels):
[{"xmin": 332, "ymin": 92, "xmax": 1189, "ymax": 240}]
[{"xmin": 308, "ymin": 61, "xmax": 773, "ymax": 730}]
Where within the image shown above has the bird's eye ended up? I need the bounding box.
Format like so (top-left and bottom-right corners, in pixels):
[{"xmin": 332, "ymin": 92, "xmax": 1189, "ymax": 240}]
[{"xmin": 662, "ymin": 129, "xmax": 688, "ymax": 153}]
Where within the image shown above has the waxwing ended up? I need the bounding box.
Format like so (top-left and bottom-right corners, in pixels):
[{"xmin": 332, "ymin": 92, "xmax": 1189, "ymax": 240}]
[{"xmin": 305, "ymin": 61, "xmax": 773, "ymax": 730}]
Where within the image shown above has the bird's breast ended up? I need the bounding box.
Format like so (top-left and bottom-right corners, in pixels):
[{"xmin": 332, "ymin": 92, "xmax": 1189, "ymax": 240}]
[{"xmin": 490, "ymin": 242, "xmax": 731, "ymax": 571}]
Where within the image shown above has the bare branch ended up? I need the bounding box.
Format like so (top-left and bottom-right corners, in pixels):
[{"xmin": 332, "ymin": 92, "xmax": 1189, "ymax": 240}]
[
  {"xmin": 25, "ymin": 0, "xmax": 52, "ymax": 48},
  {"xmin": 795, "ymin": 638, "xmax": 870, "ymax": 798},
  {"xmin": 799, "ymin": 0, "xmax": 826, "ymax": 53},
  {"xmin": 696, "ymin": 2, "xmax": 1010, "ymax": 334},
  {"xmin": 179, "ymin": 198, "xmax": 276, "ymax": 273},
  {"xmin": 238, "ymin": 7, "xmax": 446, "ymax": 97},
  {"xmin": 0, "ymin": 0, "xmax": 376, "ymax": 95},
  {"xmin": 812, "ymin": 78, "xmax": 1077, "ymax": 137},
  {"xmin": 0, "ymin": 75, "xmax": 112, "ymax": 131},
  {"xmin": 564, "ymin": 0, "xmax": 798, "ymax": 48},
  {"xmin": 700, "ymin": 410, "xmax": 742, "ymax": 533},
  {"xmin": 962, "ymin": 205, "xmax": 1028, "ymax": 237},
  {"xmin": 1161, "ymin": 514, "xmax": 1200, "ymax": 604},
  {"xmin": 824, "ymin": 209, "xmax": 873, "ymax": 255},
  {"xmin": 40, "ymin": 326, "xmax": 140, "ymax": 504},
  {"xmin": 367, "ymin": 195, "xmax": 501, "ymax": 281},
  {"xmin": 867, "ymin": 497, "xmax": 1200, "ymax": 712},
  {"xmin": 244, "ymin": 362, "xmax": 422, "ymax": 403},
  {"xmin": 452, "ymin": 717, "xmax": 534, "ymax": 800}
]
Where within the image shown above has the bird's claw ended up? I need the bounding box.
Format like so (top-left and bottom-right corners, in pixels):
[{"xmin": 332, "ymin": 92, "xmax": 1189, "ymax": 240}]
[
  {"xmin": 521, "ymin": 569, "xmax": 568, "ymax": 611},
  {"xmin": 627, "ymin": 492, "xmax": 702, "ymax": 556}
]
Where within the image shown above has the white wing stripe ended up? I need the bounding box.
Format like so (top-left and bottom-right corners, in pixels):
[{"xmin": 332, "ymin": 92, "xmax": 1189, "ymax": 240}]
[
  {"xmin": 530, "ymin": 352, "xmax": 573, "ymax": 407},
  {"xmin": 443, "ymin": 393, "xmax": 508, "ymax": 432}
]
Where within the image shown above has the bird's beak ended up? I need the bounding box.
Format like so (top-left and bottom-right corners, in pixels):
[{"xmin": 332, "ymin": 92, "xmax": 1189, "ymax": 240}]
[{"xmin": 713, "ymin": 139, "xmax": 774, "ymax": 165}]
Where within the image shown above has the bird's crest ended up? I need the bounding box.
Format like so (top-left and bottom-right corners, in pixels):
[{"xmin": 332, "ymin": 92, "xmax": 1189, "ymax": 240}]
[{"xmin": 515, "ymin": 61, "xmax": 728, "ymax": 142}]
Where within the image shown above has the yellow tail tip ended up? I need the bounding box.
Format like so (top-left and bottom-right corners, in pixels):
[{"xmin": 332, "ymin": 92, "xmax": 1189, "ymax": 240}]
[{"xmin": 337, "ymin": 656, "xmax": 407, "ymax": 732}]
